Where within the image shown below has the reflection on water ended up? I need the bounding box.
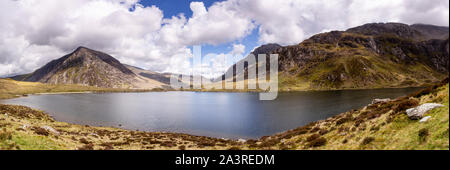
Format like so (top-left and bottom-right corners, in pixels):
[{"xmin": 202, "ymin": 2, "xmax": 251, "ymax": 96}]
[{"xmin": 0, "ymin": 87, "xmax": 422, "ymax": 139}]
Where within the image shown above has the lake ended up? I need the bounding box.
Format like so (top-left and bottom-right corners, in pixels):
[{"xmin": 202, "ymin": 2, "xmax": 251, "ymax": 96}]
[{"xmin": 0, "ymin": 88, "xmax": 421, "ymax": 139}]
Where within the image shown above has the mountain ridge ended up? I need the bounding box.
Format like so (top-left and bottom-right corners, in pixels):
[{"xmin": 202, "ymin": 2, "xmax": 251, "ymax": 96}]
[
  {"xmin": 214, "ymin": 22, "xmax": 448, "ymax": 91},
  {"xmin": 346, "ymin": 22, "xmax": 449, "ymax": 41}
]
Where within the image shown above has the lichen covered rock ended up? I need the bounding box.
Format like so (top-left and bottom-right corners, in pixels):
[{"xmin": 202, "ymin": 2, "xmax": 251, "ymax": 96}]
[{"xmin": 406, "ymin": 103, "xmax": 444, "ymax": 120}]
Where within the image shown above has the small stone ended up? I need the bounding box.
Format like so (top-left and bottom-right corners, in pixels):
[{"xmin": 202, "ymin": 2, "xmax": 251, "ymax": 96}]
[
  {"xmin": 237, "ymin": 139, "xmax": 246, "ymax": 143},
  {"xmin": 22, "ymin": 124, "xmax": 30, "ymax": 129},
  {"xmin": 419, "ymin": 116, "xmax": 431, "ymax": 123},
  {"xmin": 41, "ymin": 125, "xmax": 60, "ymax": 136},
  {"xmin": 406, "ymin": 103, "xmax": 444, "ymax": 120},
  {"xmin": 371, "ymin": 98, "xmax": 391, "ymax": 105}
]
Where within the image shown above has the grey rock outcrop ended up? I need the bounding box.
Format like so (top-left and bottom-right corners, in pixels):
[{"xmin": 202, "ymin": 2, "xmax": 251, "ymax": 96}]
[
  {"xmin": 371, "ymin": 98, "xmax": 391, "ymax": 105},
  {"xmin": 41, "ymin": 125, "xmax": 60, "ymax": 136},
  {"xmin": 406, "ymin": 103, "xmax": 444, "ymax": 120}
]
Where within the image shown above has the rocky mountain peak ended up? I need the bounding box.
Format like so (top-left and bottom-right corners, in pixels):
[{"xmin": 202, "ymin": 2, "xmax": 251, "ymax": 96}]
[
  {"xmin": 68, "ymin": 46, "xmax": 134, "ymax": 75},
  {"xmin": 346, "ymin": 22, "xmax": 449, "ymax": 41},
  {"xmin": 74, "ymin": 46, "xmax": 89, "ymax": 51},
  {"xmin": 251, "ymin": 43, "xmax": 282, "ymax": 55},
  {"xmin": 16, "ymin": 47, "xmax": 139, "ymax": 88},
  {"xmin": 346, "ymin": 22, "xmax": 422, "ymax": 39}
]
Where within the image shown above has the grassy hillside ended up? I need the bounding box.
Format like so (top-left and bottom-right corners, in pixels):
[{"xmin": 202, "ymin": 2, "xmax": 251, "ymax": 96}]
[
  {"xmin": 0, "ymin": 78, "xmax": 163, "ymax": 100},
  {"xmin": 276, "ymin": 32, "xmax": 448, "ymax": 91}
]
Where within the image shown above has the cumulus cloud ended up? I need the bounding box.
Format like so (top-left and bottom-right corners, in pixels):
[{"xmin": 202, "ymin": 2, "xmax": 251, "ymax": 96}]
[
  {"xmin": 195, "ymin": 43, "xmax": 247, "ymax": 79},
  {"xmin": 0, "ymin": 0, "xmax": 168, "ymax": 76},
  {"xmin": 231, "ymin": 44, "xmax": 246, "ymax": 55},
  {"xmin": 201, "ymin": 52, "xmax": 237, "ymax": 79},
  {"xmin": 0, "ymin": 0, "xmax": 448, "ymax": 77},
  {"xmin": 228, "ymin": 0, "xmax": 449, "ymax": 45},
  {"xmin": 161, "ymin": 1, "xmax": 255, "ymax": 46}
]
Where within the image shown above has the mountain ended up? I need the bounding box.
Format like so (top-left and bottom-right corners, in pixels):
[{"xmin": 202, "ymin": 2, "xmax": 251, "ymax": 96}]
[
  {"xmin": 124, "ymin": 64, "xmax": 172, "ymax": 85},
  {"xmin": 12, "ymin": 47, "xmax": 165, "ymax": 89},
  {"xmin": 346, "ymin": 23, "xmax": 449, "ymax": 41},
  {"xmin": 214, "ymin": 43, "xmax": 282, "ymax": 82},
  {"xmin": 219, "ymin": 23, "xmax": 449, "ymax": 91},
  {"xmin": 410, "ymin": 24, "xmax": 450, "ymax": 40},
  {"xmin": 250, "ymin": 43, "xmax": 283, "ymax": 55}
]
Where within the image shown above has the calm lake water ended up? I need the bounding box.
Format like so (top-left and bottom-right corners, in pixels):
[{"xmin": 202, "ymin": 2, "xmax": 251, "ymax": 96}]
[{"xmin": 0, "ymin": 88, "xmax": 421, "ymax": 139}]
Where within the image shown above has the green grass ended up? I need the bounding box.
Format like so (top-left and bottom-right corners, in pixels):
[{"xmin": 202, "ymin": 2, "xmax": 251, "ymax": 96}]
[
  {"xmin": 3, "ymin": 132, "xmax": 63, "ymax": 150},
  {"xmin": 1, "ymin": 126, "xmax": 63, "ymax": 150},
  {"xmin": 278, "ymin": 74, "xmax": 311, "ymax": 91},
  {"xmin": 328, "ymin": 84, "xmax": 448, "ymax": 149},
  {"xmin": 364, "ymin": 85, "xmax": 449, "ymax": 150}
]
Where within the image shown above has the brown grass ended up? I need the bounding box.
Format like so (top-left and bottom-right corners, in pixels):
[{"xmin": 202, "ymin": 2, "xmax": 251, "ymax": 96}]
[
  {"xmin": 78, "ymin": 144, "xmax": 94, "ymax": 150},
  {"xmin": 418, "ymin": 128, "xmax": 429, "ymax": 142},
  {"xmin": 361, "ymin": 137, "xmax": 375, "ymax": 145},
  {"xmin": 0, "ymin": 128, "xmax": 12, "ymax": 141},
  {"xmin": 307, "ymin": 137, "xmax": 327, "ymax": 147},
  {"xmin": 31, "ymin": 127, "xmax": 49, "ymax": 136},
  {"xmin": 306, "ymin": 134, "xmax": 320, "ymax": 142}
]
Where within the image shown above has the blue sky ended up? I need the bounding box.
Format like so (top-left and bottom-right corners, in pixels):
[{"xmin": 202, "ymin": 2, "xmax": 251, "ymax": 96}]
[
  {"xmin": 140, "ymin": 0, "xmax": 225, "ymax": 18},
  {"xmin": 139, "ymin": 0, "xmax": 259, "ymax": 59}
]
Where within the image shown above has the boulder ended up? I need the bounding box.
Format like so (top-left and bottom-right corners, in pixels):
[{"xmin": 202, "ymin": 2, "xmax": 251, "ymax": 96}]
[
  {"xmin": 371, "ymin": 98, "xmax": 391, "ymax": 105},
  {"xmin": 406, "ymin": 103, "xmax": 444, "ymax": 120},
  {"xmin": 41, "ymin": 125, "xmax": 60, "ymax": 136}
]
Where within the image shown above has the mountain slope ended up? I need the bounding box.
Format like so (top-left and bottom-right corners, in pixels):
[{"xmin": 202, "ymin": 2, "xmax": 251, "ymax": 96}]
[
  {"xmin": 276, "ymin": 23, "xmax": 448, "ymax": 91},
  {"xmin": 214, "ymin": 43, "xmax": 282, "ymax": 83},
  {"xmin": 12, "ymin": 47, "xmax": 164, "ymax": 89},
  {"xmin": 124, "ymin": 64, "xmax": 172, "ymax": 85},
  {"xmin": 217, "ymin": 23, "xmax": 448, "ymax": 91},
  {"xmin": 346, "ymin": 23, "xmax": 449, "ymax": 41}
]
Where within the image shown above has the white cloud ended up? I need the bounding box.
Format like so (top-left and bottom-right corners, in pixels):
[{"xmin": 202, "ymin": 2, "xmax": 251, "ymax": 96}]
[
  {"xmin": 0, "ymin": 0, "xmax": 170, "ymax": 76},
  {"xmin": 0, "ymin": 0, "xmax": 448, "ymax": 77},
  {"xmin": 201, "ymin": 52, "xmax": 235, "ymax": 79},
  {"xmin": 231, "ymin": 44, "xmax": 246, "ymax": 55},
  {"xmin": 190, "ymin": 2, "xmax": 208, "ymax": 17},
  {"xmin": 229, "ymin": 0, "xmax": 449, "ymax": 45},
  {"xmin": 161, "ymin": 1, "xmax": 255, "ymax": 46}
]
